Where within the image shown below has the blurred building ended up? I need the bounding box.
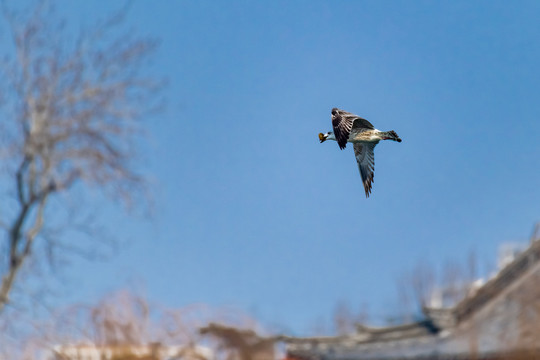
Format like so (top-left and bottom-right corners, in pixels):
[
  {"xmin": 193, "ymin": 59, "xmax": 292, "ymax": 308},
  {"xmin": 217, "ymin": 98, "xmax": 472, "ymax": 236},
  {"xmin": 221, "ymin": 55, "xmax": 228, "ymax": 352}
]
[
  {"xmin": 283, "ymin": 238, "xmax": 540, "ymax": 360},
  {"xmin": 46, "ymin": 343, "xmax": 212, "ymax": 360},
  {"xmin": 200, "ymin": 323, "xmax": 276, "ymax": 360},
  {"xmin": 46, "ymin": 323, "xmax": 277, "ymax": 360}
]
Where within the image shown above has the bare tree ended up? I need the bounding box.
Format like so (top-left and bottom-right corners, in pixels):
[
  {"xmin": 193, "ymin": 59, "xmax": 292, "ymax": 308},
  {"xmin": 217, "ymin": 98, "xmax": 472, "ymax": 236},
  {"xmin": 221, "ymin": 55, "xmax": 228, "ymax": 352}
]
[
  {"xmin": 530, "ymin": 221, "xmax": 540, "ymax": 243},
  {"xmin": 13, "ymin": 290, "xmax": 259, "ymax": 360},
  {"xmin": 410, "ymin": 260, "xmax": 436, "ymax": 308},
  {"xmin": 393, "ymin": 259, "xmax": 436, "ymax": 322},
  {"xmin": 394, "ymin": 251, "xmax": 481, "ymax": 323},
  {"xmin": 332, "ymin": 300, "xmax": 369, "ymax": 336},
  {"xmin": 333, "ymin": 301, "xmax": 354, "ymax": 336},
  {"xmin": 440, "ymin": 259, "xmax": 469, "ymax": 306},
  {"xmin": 0, "ymin": 1, "xmax": 161, "ymax": 315}
]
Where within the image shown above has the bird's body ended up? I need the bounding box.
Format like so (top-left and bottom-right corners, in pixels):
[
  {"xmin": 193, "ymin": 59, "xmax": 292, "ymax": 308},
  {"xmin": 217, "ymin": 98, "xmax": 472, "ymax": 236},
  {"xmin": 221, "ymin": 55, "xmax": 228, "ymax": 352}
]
[
  {"xmin": 330, "ymin": 129, "xmax": 387, "ymax": 143},
  {"xmin": 319, "ymin": 108, "xmax": 401, "ymax": 197}
]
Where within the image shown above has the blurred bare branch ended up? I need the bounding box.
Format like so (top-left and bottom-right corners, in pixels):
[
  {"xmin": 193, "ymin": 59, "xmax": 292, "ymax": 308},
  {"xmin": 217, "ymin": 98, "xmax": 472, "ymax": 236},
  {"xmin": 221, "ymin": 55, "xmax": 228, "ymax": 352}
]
[
  {"xmin": 0, "ymin": 0, "xmax": 162, "ymax": 316},
  {"xmin": 332, "ymin": 300, "xmax": 369, "ymax": 336},
  {"xmin": 394, "ymin": 251, "xmax": 483, "ymax": 323},
  {"xmin": 11, "ymin": 290, "xmax": 262, "ymax": 360},
  {"xmin": 530, "ymin": 222, "xmax": 540, "ymax": 243}
]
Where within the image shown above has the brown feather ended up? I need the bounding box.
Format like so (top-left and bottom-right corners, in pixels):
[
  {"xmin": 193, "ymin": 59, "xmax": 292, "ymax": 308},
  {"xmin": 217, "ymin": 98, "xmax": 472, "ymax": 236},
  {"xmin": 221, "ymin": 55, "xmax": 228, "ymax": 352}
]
[
  {"xmin": 331, "ymin": 108, "xmax": 374, "ymax": 150},
  {"xmin": 353, "ymin": 143, "xmax": 376, "ymax": 197}
]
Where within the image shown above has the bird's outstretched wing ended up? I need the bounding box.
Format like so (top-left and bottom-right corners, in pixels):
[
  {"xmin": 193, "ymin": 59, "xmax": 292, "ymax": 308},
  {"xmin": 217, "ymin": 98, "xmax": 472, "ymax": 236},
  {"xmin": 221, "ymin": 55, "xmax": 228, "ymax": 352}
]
[
  {"xmin": 331, "ymin": 108, "xmax": 374, "ymax": 149},
  {"xmin": 353, "ymin": 142, "xmax": 376, "ymax": 197}
]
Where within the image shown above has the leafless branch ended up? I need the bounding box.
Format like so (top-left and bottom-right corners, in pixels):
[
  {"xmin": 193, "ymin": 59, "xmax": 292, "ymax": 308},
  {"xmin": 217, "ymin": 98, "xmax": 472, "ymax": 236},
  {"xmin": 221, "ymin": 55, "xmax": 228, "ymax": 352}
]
[
  {"xmin": 11, "ymin": 290, "xmax": 261, "ymax": 360},
  {"xmin": 0, "ymin": 0, "xmax": 162, "ymax": 318}
]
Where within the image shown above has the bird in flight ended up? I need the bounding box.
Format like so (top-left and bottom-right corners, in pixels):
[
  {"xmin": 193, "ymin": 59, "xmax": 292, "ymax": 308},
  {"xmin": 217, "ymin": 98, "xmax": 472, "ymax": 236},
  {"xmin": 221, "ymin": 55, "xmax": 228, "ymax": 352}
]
[{"xmin": 319, "ymin": 108, "xmax": 401, "ymax": 197}]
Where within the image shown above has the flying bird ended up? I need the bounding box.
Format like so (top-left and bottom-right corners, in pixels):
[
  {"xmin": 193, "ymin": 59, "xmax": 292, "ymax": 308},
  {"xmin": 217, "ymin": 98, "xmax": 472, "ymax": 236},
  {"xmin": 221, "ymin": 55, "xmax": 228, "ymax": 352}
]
[{"xmin": 319, "ymin": 108, "xmax": 402, "ymax": 197}]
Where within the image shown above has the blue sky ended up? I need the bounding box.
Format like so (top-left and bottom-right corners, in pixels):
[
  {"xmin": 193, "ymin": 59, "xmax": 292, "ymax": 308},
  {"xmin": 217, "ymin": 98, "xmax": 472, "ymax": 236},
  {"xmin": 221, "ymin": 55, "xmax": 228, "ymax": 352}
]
[{"xmin": 5, "ymin": 1, "xmax": 540, "ymax": 335}]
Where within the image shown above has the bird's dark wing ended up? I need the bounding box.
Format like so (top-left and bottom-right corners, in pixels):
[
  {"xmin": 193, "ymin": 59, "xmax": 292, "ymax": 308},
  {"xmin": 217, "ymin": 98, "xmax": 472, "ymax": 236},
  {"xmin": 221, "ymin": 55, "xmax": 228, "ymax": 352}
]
[
  {"xmin": 353, "ymin": 142, "xmax": 376, "ymax": 197},
  {"xmin": 331, "ymin": 108, "xmax": 374, "ymax": 149},
  {"xmin": 351, "ymin": 116, "xmax": 374, "ymax": 132},
  {"xmin": 331, "ymin": 108, "xmax": 352, "ymax": 149}
]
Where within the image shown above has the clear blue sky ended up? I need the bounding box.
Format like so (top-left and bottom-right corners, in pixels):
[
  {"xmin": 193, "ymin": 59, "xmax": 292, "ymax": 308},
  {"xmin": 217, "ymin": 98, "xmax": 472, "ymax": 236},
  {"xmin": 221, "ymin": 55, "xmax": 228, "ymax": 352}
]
[{"xmin": 10, "ymin": 1, "xmax": 540, "ymax": 335}]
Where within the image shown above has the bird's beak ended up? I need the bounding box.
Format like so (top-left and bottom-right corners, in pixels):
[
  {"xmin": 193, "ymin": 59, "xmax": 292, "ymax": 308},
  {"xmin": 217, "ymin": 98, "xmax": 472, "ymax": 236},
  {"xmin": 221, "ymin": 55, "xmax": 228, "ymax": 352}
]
[{"xmin": 319, "ymin": 133, "xmax": 327, "ymax": 143}]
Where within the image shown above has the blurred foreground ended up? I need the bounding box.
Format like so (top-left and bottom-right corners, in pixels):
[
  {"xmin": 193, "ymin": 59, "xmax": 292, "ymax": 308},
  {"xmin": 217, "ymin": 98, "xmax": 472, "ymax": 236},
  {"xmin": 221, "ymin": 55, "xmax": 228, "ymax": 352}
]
[{"xmin": 14, "ymin": 227, "xmax": 540, "ymax": 360}]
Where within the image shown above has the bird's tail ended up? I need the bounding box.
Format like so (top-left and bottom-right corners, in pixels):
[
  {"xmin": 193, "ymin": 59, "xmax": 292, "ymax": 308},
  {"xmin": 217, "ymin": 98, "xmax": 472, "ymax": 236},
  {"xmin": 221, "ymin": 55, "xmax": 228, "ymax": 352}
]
[{"xmin": 381, "ymin": 130, "xmax": 402, "ymax": 142}]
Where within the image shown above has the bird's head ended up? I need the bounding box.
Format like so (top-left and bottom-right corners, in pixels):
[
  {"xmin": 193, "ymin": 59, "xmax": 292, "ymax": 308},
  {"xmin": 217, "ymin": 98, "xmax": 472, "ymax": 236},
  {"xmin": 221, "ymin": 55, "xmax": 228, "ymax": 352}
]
[{"xmin": 319, "ymin": 132, "xmax": 332, "ymax": 143}]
